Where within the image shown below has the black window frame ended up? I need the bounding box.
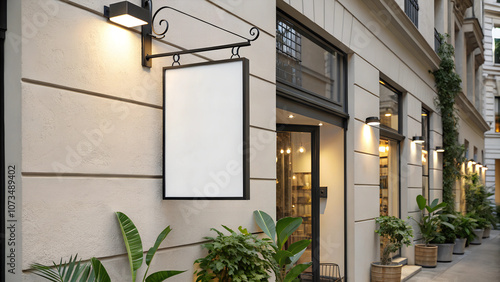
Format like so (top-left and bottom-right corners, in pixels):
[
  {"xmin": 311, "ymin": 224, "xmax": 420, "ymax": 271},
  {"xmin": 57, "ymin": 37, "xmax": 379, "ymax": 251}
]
[
  {"xmin": 276, "ymin": 11, "xmax": 348, "ymax": 117},
  {"xmin": 379, "ymin": 80, "xmax": 403, "ymax": 135},
  {"xmin": 495, "ymin": 97, "xmax": 500, "ymax": 132}
]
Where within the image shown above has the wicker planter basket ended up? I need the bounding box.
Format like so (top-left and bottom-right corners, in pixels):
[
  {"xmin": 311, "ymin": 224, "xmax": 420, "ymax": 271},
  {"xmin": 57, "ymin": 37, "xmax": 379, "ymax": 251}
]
[
  {"xmin": 415, "ymin": 244, "xmax": 438, "ymax": 268},
  {"xmin": 371, "ymin": 262, "xmax": 402, "ymax": 282}
]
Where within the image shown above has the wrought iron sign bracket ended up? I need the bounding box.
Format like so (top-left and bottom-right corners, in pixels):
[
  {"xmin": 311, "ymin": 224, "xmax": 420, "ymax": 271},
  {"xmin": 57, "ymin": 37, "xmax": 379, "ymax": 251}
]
[{"xmin": 140, "ymin": 0, "xmax": 259, "ymax": 67}]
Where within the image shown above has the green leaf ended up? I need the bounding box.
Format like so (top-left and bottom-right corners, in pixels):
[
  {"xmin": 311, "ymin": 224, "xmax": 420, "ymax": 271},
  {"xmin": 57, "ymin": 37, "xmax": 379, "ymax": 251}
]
[
  {"xmin": 116, "ymin": 212, "xmax": 144, "ymax": 282},
  {"xmin": 287, "ymin": 239, "xmax": 311, "ymax": 255},
  {"xmin": 145, "ymin": 270, "xmax": 186, "ymax": 282},
  {"xmin": 276, "ymin": 217, "xmax": 302, "ymax": 249},
  {"xmin": 284, "ymin": 263, "xmax": 312, "ymax": 282},
  {"xmin": 274, "ymin": 250, "xmax": 293, "ymax": 266},
  {"xmin": 430, "ymin": 198, "xmax": 439, "ymax": 209},
  {"xmin": 31, "ymin": 254, "xmax": 93, "ymax": 282},
  {"xmin": 146, "ymin": 226, "xmax": 172, "ymax": 266},
  {"xmin": 416, "ymin": 195, "xmax": 426, "ymax": 211},
  {"xmin": 90, "ymin": 258, "xmax": 111, "ymax": 282},
  {"xmin": 253, "ymin": 210, "xmax": 276, "ymax": 243}
]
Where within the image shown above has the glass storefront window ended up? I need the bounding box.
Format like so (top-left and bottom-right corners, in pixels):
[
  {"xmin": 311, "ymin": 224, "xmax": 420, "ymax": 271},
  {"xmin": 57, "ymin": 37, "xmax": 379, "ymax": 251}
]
[
  {"xmin": 379, "ymin": 139, "xmax": 399, "ymax": 217},
  {"xmin": 276, "ymin": 14, "xmax": 345, "ymax": 106},
  {"xmin": 379, "ymin": 81, "xmax": 400, "ymax": 132},
  {"xmin": 422, "ymin": 109, "xmax": 429, "ymax": 201}
]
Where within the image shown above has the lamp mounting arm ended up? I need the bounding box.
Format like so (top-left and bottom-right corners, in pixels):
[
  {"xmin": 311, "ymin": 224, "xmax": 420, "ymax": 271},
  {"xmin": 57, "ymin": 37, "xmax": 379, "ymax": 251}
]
[{"xmin": 142, "ymin": 0, "xmax": 260, "ymax": 67}]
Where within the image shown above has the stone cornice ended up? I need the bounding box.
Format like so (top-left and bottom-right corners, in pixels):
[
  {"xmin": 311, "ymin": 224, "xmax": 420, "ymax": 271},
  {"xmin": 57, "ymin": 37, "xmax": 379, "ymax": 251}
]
[
  {"xmin": 452, "ymin": 0, "xmax": 474, "ymax": 25},
  {"xmin": 364, "ymin": 0, "xmax": 441, "ymax": 70},
  {"xmin": 455, "ymin": 91, "xmax": 490, "ymax": 133}
]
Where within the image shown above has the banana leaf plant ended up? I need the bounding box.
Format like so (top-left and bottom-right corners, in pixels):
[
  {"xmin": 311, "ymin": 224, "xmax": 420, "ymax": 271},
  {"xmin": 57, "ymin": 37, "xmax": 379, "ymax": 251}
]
[
  {"xmin": 31, "ymin": 254, "xmax": 111, "ymax": 282},
  {"xmin": 253, "ymin": 210, "xmax": 312, "ymax": 282},
  {"xmin": 413, "ymin": 195, "xmax": 454, "ymax": 245},
  {"xmin": 115, "ymin": 212, "xmax": 186, "ymax": 282}
]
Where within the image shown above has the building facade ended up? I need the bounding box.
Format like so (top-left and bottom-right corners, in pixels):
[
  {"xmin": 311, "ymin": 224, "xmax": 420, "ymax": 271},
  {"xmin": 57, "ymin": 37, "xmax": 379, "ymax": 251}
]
[
  {"xmin": 2, "ymin": 0, "xmax": 489, "ymax": 281},
  {"xmin": 484, "ymin": 0, "xmax": 500, "ymax": 204}
]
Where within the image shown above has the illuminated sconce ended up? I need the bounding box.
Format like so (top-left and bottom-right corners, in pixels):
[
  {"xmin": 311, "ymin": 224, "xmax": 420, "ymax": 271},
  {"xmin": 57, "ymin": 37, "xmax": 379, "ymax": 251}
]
[
  {"xmin": 477, "ymin": 162, "xmax": 483, "ymax": 168},
  {"xmin": 298, "ymin": 146, "xmax": 305, "ymax": 153},
  {"xmin": 435, "ymin": 146, "xmax": 445, "ymax": 153},
  {"xmin": 366, "ymin": 116, "xmax": 380, "ymax": 126},
  {"xmin": 105, "ymin": 1, "xmax": 149, "ymax": 28},
  {"xmin": 286, "ymin": 148, "xmax": 291, "ymax": 154},
  {"xmin": 288, "ymin": 114, "xmax": 295, "ymax": 119},
  {"xmin": 484, "ymin": 165, "xmax": 489, "ymax": 171},
  {"xmin": 469, "ymin": 159, "xmax": 476, "ymax": 165},
  {"xmin": 104, "ymin": 0, "xmax": 260, "ymax": 67},
  {"xmin": 412, "ymin": 136, "xmax": 425, "ymax": 144}
]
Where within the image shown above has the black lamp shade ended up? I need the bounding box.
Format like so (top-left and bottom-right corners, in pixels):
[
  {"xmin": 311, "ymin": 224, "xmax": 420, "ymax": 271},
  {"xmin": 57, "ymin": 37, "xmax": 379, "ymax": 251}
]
[
  {"xmin": 412, "ymin": 136, "xmax": 424, "ymax": 144},
  {"xmin": 365, "ymin": 116, "xmax": 380, "ymax": 126},
  {"xmin": 108, "ymin": 1, "xmax": 149, "ymax": 28},
  {"xmin": 435, "ymin": 146, "xmax": 445, "ymax": 153}
]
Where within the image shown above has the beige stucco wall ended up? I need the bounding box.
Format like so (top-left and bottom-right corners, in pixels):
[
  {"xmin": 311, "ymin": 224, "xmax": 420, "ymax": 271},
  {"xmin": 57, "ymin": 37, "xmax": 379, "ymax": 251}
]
[
  {"xmin": 18, "ymin": 0, "xmax": 276, "ymax": 281},
  {"xmin": 9, "ymin": 0, "xmax": 489, "ymax": 282}
]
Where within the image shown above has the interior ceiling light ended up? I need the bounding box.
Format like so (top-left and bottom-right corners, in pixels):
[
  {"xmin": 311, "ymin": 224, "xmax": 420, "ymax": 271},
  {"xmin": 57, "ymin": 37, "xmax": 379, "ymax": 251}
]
[
  {"xmin": 366, "ymin": 116, "xmax": 380, "ymax": 126},
  {"xmin": 318, "ymin": 122, "xmax": 323, "ymax": 126},
  {"xmin": 385, "ymin": 113, "xmax": 392, "ymax": 117},
  {"xmin": 435, "ymin": 146, "xmax": 445, "ymax": 153},
  {"xmin": 288, "ymin": 114, "xmax": 294, "ymax": 119}
]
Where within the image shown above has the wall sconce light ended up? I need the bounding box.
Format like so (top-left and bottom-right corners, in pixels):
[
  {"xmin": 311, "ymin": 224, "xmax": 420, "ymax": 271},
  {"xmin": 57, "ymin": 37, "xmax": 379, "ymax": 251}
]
[
  {"xmin": 477, "ymin": 162, "xmax": 483, "ymax": 168},
  {"xmin": 104, "ymin": 0, "xmax": 259, "ymax": 67},
  {"xmin": 484, "ymin": 165, "xmax": 488, "ymax": 171},
  {"xmin": 435, "ymin": 146, "xmax": 445, "ymax": 153},
  {"xmin": 469, "ymin": 159, "xmax": 476, "ymax": 165},
  {"xmin": 365, "ymin": 116, "xmax": 380, "ymax": 126},
  {"xmin": 412, "ymin": 136, "xmax": 425, "ymax": 144},
  {"xmin": 105, "ymin": 1, "xmax": 149, "ymax": 27}
]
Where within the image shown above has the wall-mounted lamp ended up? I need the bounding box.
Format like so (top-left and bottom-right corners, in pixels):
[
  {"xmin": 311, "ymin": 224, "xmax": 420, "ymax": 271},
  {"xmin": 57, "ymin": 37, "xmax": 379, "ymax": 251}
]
[
  {"xmin": 484, "ymin": 165, "xmax": 488, "ymax": 171},
  {"xmin": 435, "ymin": 146, "xmax": 445, "ymax": 153},
  {"xmin": 365, "ymin": 116, "xmax": 380, "ymax": 126},
  {"xmin": 106, "ymin": 1, "xmax": 149, "ymax": 27},
  {"xmin": 104, "ymin": 0, "xmax": 259, "ymax": 67},
  {"xmin": 469, "ymin": 159, "xmax": 476, "ymax": 165},
  {"xmin": 477, "ymin": 162, "xmax": 483, "ymax": 168},
  {"xmin": 412, "ymin": 136, "xmax": 425, "ymax": 144}
]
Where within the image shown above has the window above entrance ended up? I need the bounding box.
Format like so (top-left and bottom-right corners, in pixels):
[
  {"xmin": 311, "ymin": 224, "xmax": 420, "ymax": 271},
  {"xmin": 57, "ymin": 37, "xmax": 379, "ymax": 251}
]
[{"xmin": 276, "ymin": 13, "xmax": 346, "ymax": 112}]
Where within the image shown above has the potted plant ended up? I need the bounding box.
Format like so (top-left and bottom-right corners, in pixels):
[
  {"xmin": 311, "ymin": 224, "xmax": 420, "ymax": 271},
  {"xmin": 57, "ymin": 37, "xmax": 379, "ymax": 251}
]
[
  {"xmin": 464, "ymin": 172, "xmax": 496, "ymax": 240},
  {"xmin": 452, "ymin": 213, "xmax": 477, "ymax": 254},
  {"xmin": 430, "ymin": 213, "xmax": 456, "ymax": 262},
  {"xmin": 371, "ymin": 216, "xmax": 413, "ymax": 282},
  {"xmin": 412, "ymin": 195, "xmax": 451, "ymax": 268},
  {"xmin": 253, "ymin": 210, "xmax": 312, "ymax": 282},
  {"xmin": 194, "ymin": 225, "xmax": 273, "ymax": 281}
]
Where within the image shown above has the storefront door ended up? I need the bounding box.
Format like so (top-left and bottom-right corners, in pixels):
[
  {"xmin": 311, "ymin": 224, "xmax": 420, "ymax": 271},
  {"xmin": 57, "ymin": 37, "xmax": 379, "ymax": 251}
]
[{"xmin": 276, "ymin": 124, "xmax": 320, "ymax": 281}]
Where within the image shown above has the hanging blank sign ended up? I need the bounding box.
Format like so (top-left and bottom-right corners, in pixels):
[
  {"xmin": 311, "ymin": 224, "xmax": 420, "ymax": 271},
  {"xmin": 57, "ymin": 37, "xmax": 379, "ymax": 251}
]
[{"xmin": 163, "ymin": 58, "xmax": 249, "ymax": 199}]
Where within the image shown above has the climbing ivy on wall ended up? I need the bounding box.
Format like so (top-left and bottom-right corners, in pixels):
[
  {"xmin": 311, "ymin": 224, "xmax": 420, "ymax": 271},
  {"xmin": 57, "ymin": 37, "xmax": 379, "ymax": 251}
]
[{"xmin": 431, "ymin": 34, "xmax": 465, "ymax": 211}]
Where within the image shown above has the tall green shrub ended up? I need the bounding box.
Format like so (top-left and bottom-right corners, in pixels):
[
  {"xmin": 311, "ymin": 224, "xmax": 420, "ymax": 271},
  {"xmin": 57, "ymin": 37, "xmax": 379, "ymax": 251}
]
[{"xmin": 431, "ymin": 34, "xmax": 465, "ymax": 210}]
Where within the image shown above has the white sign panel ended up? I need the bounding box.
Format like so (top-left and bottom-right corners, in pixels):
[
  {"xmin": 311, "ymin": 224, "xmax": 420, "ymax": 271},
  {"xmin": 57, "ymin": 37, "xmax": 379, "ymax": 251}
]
[{"xmin": 163, "ymin": 58, "xmax": 249, "ymax": 199}]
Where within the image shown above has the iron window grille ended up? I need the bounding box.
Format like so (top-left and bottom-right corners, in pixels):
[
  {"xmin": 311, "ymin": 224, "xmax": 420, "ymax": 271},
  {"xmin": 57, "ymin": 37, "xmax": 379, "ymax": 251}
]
[
  {"xmin": 405, "ymin": 0, "xmax": 419, "ymax": 27},
  {"xmin": 434, "ymin": 28, "xmax": 441, "ymax": 53},
  {"xmin": 276, "ymin": 16, "xmax": 302, "ymax": 86}
]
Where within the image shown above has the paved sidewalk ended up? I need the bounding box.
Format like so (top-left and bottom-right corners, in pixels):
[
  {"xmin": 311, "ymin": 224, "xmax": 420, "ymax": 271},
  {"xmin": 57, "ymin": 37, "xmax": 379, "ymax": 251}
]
[{"xmin": 407, "ymin": 230, "xmax": 500, "ymax": 282}]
